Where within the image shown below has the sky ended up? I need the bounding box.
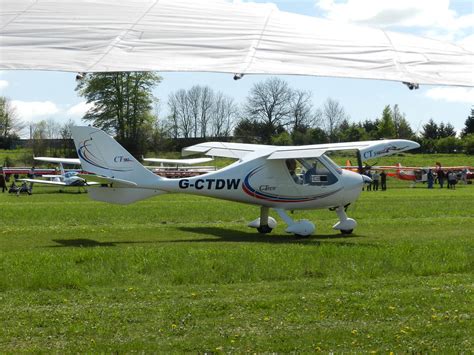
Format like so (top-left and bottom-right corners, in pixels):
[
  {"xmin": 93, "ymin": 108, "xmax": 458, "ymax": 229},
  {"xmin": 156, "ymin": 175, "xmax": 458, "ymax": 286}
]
[{"xmin": 0, "ymin": 0, "xmax": 473, "ymax": 138}]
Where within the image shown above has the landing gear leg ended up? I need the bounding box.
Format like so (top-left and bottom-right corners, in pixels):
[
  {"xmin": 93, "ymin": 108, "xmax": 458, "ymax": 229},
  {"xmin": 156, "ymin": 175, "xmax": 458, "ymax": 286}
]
[
  {"xmin": 248, "ymin": 206, "xmax": 277, "ymax": 234},
  {"xmin": 332, "ymin": 206, "xmax": 357, "ymax": 234},
  {"xmin": 274, "ymin": 208, "xmax": 315, "ymax": 237}
]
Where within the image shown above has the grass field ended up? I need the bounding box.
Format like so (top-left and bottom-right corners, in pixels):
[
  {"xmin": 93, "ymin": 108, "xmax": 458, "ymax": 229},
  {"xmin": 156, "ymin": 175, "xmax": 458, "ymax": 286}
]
[{"xmin": 0, "ymin": 175, "xmax": 473, "ymax": 351}]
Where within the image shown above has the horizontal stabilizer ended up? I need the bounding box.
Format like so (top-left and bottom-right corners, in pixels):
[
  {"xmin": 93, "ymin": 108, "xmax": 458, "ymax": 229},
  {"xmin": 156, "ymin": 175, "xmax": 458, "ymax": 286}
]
[{"xmin": 79, "ymin": 174, "xmax": 137, "ymax": 187}]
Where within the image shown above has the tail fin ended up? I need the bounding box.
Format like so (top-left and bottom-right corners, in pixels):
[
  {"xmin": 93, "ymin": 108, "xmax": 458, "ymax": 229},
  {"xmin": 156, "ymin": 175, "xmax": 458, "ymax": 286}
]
[
  {"xmin": 59, "ymin": 162, "xmax": 65, "ymax": 176},
  {"xmin": 71, "ymin": 126, "xmax": 159, "ymax": 186}
]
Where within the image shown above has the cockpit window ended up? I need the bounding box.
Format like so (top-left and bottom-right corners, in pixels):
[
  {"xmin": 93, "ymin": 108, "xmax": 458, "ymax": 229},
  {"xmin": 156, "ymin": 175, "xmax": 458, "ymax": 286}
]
[
  {"xmin": 285, "ymin": 157, "xmax": 338, "ymax": 186},
  {"xmin": 321, "ymin": 154, "xmax": 343, "ymax": 175},
  {"xmin": 298, "ymin": 157, "xmax": 338, "ymax": 186}
]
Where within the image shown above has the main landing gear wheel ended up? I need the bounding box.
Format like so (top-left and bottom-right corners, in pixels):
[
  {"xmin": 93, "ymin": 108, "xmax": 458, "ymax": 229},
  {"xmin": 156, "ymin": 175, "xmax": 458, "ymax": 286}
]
[
  {"xmin": 257, "ymin": 225, "xmax": 273, "ymax": 234},
  {"xmin": 248, "ymin": 207, "xmax": 277, "ymax": 234},
  {"xmin": 340, "ymin": 229, "xmax": 353, "ymax": 235}
]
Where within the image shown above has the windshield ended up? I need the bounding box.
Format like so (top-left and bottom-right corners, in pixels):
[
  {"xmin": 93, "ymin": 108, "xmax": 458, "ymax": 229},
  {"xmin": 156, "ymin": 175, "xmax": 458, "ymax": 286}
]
[{"xmin": 285, "ymin": 157, "xmax": 339, "ymax": 186}]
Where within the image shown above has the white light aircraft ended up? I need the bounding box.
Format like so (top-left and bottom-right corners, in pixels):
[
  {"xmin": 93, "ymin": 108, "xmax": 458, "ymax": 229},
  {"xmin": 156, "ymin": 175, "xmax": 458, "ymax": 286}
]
[
  {"xmin": 72, "ymin": 126, "xmax": 419, "ymax": 236},
  {"xmin": 18, "ymin": 157, "xmax": 97, "ymax": 189}
]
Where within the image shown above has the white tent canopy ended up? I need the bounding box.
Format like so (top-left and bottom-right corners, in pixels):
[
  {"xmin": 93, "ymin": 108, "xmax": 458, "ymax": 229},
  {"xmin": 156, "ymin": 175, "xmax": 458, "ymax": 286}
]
[{"xmin": 1, "ymin": 0, "xmax": 473, "ymax": 87}]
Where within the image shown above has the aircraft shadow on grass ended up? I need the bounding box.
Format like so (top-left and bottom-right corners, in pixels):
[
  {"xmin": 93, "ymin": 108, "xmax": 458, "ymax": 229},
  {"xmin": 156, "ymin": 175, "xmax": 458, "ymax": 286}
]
[
  {"xmin": 173, "ymin": 227, "xmax": 372, "ymax": 247},
  {"xmin": 50, "ymin": 229, "xmax": 374, "ymax": 249},
  {"xmin": 50, "ymin": 238, "xmax": 145, "ymax": 248}
]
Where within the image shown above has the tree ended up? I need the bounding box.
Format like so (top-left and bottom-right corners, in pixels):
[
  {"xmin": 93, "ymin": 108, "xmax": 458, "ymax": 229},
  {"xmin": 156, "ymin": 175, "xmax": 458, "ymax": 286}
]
[
  {"xmin": 187, "ymin": 85, "xmax": 214, "ymax": 138},
  {"xmin": 76, "ymin": 72, "xmax": 161, "ymax": 156},
  {"xmin": 59, "ymin": 119, "xmax": 77, "ymax": 157},
  {"xmin": 436, "ymin": 136, "xmax": 462, "ymax": 153},
  {"xmin": 463, "ymin": 134, "xmax": 474, "ymax": 154},
  {"xmin": 289, "ymin": 90, "xmax": 314, "ymax": 133},
  {"xmin": 362, "ymin": 118, "xmax": 379, "ymax": 139},
  {"xmin": 377, "ymin": 105, "xmax": 396, "ymax": 138},
  {"xmin": 461, "ymin": 108, "xmax": 474, "ymax": 137},
  {"xmin": 438, "ymin": 122, "xmax": 456, "ymax": 138},
  {"xmin": 322, "ymin": 98, "xmax": 347, "ymax": 142},
  {"xmin": 243, "ymin": 77, "xmax": 294, "ymax": 144},
  {"xmin": 168, "ymin": 89, "xmax": 194, "ymax": 139},
  {"xmin": 210, "ymin": 93, "xmax": 238, "ymax": 138},
  {"xmin": 167, "ymin": 86, "xmax": 237, "ymax": 139},
  {"xmin": 421, "ymin": 119, "xmax": 439, "ymax": 140},
  {"xmin": 31, "ymin": 120, "xmax": 48, "ymax": 156},
  {"xmin": 339, "ymin": 122, "xmax": 367, "ymax": 142},
  {"xmin": 392, "ymin": 104, "xmax": 414, "ymax": 139},
  {"xmin": 0, "ymin": 96, "xmax": 23, "ymax": 148}
]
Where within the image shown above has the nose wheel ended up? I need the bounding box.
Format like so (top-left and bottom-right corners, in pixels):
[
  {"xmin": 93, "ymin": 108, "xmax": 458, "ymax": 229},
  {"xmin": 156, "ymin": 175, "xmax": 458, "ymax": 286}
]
[{"xmin": 332, "ymin": 206, "xmax": 357, "ymax": 234}]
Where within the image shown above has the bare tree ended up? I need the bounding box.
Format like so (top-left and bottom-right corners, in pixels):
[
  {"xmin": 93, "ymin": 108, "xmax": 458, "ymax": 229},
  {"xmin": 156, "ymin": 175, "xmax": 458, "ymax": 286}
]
[
  {"xmin": 322, "ymin": 98, "xmax": 347, "ymax": 142},
  {"xmin": 168, "ymin": 89, "xmax": 194, "ymax": 138},
  {"xmin": 167, "ymin": 86, "xmax": 238, "ymax": 139},
  {"xmin": 244, "ymin": 77, "xmax": 294, "ymax": 143},
  {"xmin": 45, "ymin": 118, "xmax": 61, "ymax": 139},
  {"xmin": 289, "ymin": 90, "xmax": 314, "ymax": 132},
  {"xmin": 210, "ymin": 93, "xmax": 238, "ymax": 137},
  {"xmin": 187, "ymin": 85, "xmax": 214, "ymax": 138},
  {"xmin": 59, "ymin": 119, "xmax": 76, "ymax": 140}
]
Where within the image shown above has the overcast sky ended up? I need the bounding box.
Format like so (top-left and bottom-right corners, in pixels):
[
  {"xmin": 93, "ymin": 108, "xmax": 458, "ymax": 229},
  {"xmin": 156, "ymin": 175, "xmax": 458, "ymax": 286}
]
[{"xmin": 0, "ymin": 0, "xmax": 472, "ymax": 137}]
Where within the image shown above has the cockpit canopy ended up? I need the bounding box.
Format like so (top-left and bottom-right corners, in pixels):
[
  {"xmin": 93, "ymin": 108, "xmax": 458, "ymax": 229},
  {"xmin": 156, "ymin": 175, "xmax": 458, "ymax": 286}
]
[
  {"xmin": 286, "ymin": 155, "xmax": 341, "ymax": 186},
  {"xmin": 64, "ymin": 171, "xmax": 78, "ymax": 179}
]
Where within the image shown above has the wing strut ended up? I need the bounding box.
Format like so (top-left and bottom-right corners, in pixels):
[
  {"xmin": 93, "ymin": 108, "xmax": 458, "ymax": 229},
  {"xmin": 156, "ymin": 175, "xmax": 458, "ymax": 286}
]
[{"xmin": 357, "ymin": 151, "xmax": 363, "ymax": 174}]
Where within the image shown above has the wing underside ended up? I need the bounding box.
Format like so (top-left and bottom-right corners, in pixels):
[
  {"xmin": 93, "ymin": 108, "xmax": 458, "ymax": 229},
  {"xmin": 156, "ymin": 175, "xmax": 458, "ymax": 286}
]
[
  {"xmin": 183, "ymin": 139, "xmax": 420, "ymax": 161},
  {"xmin": 1, "ymin": 0, "xmax": 472, "ymax": 87}
]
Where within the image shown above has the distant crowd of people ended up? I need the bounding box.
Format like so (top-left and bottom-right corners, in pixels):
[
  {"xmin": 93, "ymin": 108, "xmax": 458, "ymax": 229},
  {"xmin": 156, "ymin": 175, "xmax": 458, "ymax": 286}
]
[
  {"xmin": 427, "ymin": 168, "xmax": 468, "ymax": 189},
  {"xmin": 363, "ymin": 170, "xmax": 387, "ymax": 191}
]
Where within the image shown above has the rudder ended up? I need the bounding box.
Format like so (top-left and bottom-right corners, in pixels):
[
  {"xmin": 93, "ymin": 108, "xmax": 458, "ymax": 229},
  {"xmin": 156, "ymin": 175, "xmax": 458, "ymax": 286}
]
[{"xmin": 71, "ymin": 126, "xmax": 159, "ymax": 186}]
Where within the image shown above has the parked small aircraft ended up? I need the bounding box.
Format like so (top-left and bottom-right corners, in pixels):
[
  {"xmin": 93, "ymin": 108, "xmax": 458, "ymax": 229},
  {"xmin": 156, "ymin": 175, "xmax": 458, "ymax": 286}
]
[
  {"xmin": 71, "ymin": 126, "xmax": 419, "ymax": 236},
  {"xmin": 143, "ymin": 157, "xmax": 216, "ymax": 178},
  {"xmin": 18, "ymin": 157, "xmax": 97, "ymax": 189},
  {"xmin": 387, "ymin": 163, "xmax": 474, "ymax": 183},
  {"xmin": 345, "ymin": 161, "xmax": 474, "ymax": 184}
]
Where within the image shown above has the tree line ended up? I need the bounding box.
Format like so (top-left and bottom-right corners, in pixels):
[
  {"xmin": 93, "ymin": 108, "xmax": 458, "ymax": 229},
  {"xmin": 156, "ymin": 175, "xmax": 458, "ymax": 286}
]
[{"xmin": 1, "ymin": 74, "xmax": 473, "ymax": 157}]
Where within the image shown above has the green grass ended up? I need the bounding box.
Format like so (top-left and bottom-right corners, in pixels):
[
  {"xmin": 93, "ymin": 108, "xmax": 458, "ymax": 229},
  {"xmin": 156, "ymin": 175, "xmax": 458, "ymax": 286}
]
[{"xmin": 0, "ymin": 178, "xmax": 473, "ymax": 351}]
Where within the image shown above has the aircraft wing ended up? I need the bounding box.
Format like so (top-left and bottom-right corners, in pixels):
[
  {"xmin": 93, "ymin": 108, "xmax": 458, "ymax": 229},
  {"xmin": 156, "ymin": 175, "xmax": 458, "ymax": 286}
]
[
  {"xmin": 18, "ymin": 178, "xmax": 66, "ymax": 186},
  {"xmin": 1, "ymin": 0, "xmax": 472, "ymax": 87},
  {"xmin": 182, "ymin": 142, "xmax": 272, "ymax": 159},
  {"xmin": 184, "ymin": 139, "xmax": 419, "ymax": 160},
  {"xmin": 266, "ymin": 139, "xmax": 420, "ymax": 160},
  {"xmin": 34, "ymin": 157, "xmax": 81, "ymax": 165},
  {"xmin": 143, "ymin": 157, "xmax": 213, "ymax": 165}
]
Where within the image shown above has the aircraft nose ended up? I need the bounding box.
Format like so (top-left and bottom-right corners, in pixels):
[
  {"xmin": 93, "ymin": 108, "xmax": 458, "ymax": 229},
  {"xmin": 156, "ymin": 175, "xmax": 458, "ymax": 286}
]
[
  {"xmin": 343, "ymin": 169, "xmax": 365, "ymax": 189},
  {"xmin": 340, "ymin": 170, "xmax": 365, "ymax": 204}
]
